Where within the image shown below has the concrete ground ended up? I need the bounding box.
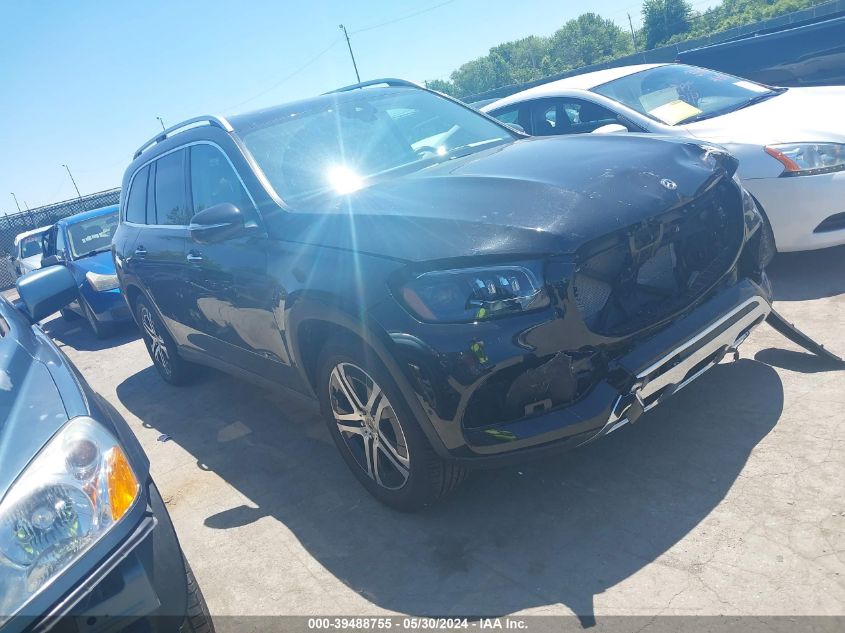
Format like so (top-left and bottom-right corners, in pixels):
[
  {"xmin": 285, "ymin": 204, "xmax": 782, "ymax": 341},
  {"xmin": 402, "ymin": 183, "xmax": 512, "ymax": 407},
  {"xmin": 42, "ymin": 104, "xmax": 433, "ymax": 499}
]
[{"xmin": 36, "ymin": 246, "xmax": 845, "ymax": 624}]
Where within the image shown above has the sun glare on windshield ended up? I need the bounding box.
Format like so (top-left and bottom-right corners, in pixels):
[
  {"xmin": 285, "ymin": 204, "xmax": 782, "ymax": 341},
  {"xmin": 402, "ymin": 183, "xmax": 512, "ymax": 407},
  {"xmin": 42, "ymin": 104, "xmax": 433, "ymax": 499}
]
[{"xmin": 326, "ymin": 165, "xmax": 365, "ymax": 195}]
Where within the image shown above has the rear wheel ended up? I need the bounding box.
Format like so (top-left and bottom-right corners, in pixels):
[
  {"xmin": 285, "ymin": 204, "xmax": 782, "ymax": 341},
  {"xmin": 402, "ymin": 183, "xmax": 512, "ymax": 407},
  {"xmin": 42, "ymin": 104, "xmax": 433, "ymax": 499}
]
[
  {"xmin": 317, "ymin": 337, "xmax": 466, "ymax": 511},
  {"xmin": 136, "ymin": 297, "xmax": 196, "ymax": 385}
]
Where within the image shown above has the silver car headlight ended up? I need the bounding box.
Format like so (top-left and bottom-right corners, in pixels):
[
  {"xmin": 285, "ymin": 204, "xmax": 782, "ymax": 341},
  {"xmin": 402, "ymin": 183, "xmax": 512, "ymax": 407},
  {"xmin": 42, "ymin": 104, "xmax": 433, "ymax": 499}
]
[
  {"xmin": 764, "ymin": 143, "xmax": 845, "ymax": 176},
  {"xmin": 85, "ymin": 271, "xmax": 120, "ymax": 292},
  {"xmin": 0, "ymin": 417, "xmax": 140, "ymax": 624}
]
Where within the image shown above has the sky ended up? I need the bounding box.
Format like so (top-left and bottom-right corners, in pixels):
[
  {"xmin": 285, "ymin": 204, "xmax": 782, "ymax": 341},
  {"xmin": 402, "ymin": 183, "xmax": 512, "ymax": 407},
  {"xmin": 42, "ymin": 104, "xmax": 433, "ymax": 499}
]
[{"xmin": 0, "ymin": 0, "xmax": 714, "ymax": 213}]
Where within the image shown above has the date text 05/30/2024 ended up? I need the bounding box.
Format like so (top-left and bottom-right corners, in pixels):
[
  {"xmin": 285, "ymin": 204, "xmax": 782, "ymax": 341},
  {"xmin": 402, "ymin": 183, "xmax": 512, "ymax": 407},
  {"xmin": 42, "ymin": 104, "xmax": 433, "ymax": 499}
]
[{"xmin": 307, "ymin": 618, "xmax": 528, "ymax": 630}]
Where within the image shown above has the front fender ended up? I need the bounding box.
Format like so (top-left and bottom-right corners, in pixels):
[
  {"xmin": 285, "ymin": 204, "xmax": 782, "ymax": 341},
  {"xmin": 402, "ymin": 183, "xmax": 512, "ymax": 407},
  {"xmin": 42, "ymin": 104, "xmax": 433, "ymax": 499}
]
[{"xmin": 285, "ymin": 295, "xmax": 453, "ymax": 458}]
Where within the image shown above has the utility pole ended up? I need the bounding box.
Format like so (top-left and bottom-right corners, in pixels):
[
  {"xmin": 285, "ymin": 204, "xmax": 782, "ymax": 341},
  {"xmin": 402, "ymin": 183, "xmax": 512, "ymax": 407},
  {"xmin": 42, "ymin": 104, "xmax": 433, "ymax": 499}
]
[
  {"xmin": 338, "ymin": 24, "xmax": 361, "ymax": 83},
  {"xmin": 62, "ymin": 164, "xmax": 83, "ymax": 200},
  {"xmin": 10, "ymin": 193, "xmax": 21, "ymax": 213},
  {"xmin": 157, "ymin": 116, "xmax": 166, "ymax": 132},
  {"xmin": 627, "ymin": 13, "xmax": 639, "ymax": 52}
]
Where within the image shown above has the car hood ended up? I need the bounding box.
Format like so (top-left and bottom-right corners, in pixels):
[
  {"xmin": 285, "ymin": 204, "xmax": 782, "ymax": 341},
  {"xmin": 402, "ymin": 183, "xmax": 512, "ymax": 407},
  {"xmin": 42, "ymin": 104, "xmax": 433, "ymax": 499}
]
[
  {"xmin": 683, "ymin": 86, "xmax": 845, "ymax": 145},
  {"xmin": 284, "ymin": 135, "xmax": 737, "ymax": 261},
  {"xmin": 0, "ymin": 302, "xmax": 68, "ymax": 498},
  {"xmin": 70, "ymin": 250, "xmax": 117, "ymax": 275}
]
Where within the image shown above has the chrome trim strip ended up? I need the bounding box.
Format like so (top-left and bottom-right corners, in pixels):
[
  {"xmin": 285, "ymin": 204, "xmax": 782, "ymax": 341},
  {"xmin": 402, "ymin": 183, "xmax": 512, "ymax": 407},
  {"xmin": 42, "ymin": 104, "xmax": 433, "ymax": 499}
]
[
  {"xmin": 596, "ymin": 294, "xmax": 771, "ymax": 440},
  {"xmin": 635, "ymin": 296, "xmax": 769, "ymax": 401}
]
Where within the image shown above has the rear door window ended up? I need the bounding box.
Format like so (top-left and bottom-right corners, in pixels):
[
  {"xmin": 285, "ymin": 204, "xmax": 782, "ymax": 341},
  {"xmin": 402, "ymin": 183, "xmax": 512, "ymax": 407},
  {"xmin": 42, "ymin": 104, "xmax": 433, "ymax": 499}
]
[
  {"xmin": 154, "ymin": 149, "xmax": 190, "ymax": 225},
  {"xmin": 125, "ymin": 165, "xmax": 149, "ymax": 224}
]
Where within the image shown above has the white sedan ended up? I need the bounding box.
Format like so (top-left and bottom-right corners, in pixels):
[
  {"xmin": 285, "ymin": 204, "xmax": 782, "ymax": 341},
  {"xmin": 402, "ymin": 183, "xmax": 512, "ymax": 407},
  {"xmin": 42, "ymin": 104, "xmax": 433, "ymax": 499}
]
[{"xmin": 482, "ymin": 63, "xmax": 845, "ymax": 252}]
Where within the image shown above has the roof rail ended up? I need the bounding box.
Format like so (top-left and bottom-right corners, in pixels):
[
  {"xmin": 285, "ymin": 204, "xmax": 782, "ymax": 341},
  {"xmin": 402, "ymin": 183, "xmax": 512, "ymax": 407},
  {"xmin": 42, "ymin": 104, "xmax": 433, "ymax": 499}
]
[
  {"xmin": 133, "ymin": 115, "xmax": 234, "ymax": 159},
  {"xmin": 324, "ymin": 78, "xmax": 422, "ymax": 95}
]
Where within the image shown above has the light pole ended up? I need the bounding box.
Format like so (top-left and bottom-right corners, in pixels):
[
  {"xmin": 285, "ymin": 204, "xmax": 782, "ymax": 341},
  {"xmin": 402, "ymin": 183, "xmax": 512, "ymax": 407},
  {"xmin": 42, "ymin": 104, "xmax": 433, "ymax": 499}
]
[
  {"xmin": 627, "ymin": 14, "xmax": 638, "ymax": 52},
  {"xmin": 338, "ymin": 24, "xmax": 361, "ymax": 83},
  {"xmin": 62, "ymin": 164, "xmax": 82, "ymax": 200},
  {"xmin": 10, "ymin": 193, "xmax": 21, "ymax": 213},
  {"xmin": 157, "ymin": 116, "xmax": 166, "ymax": 132}
]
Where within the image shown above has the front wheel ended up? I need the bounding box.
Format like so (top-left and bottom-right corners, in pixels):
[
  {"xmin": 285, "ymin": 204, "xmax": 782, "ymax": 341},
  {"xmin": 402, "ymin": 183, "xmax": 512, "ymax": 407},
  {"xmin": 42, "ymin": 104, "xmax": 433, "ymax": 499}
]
[
  {"xmin": 317, "ymin": 337, "xmax": 466, "ymax": 511},
  {"xmin": 135, "ymin": 297, "xmax": 196, "ymax": 385},
  {"xmin": 83, "ymin": 300, "xmax": 113, "ymax": 339}
]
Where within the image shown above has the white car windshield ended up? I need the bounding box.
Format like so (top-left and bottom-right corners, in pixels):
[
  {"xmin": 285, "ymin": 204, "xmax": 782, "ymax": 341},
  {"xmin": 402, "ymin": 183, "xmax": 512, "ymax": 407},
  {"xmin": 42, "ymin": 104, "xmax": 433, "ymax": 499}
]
[
  {"xmin": 236, "ymin": 88, "xmax": 513, "ymax": 202},
  {"xmin": 20, "ymin": 236, "xmax": 43, "ymax": 259},
  {"xmin": 592, "ymin": 64, "xmax": 783, "ymax": 126}
]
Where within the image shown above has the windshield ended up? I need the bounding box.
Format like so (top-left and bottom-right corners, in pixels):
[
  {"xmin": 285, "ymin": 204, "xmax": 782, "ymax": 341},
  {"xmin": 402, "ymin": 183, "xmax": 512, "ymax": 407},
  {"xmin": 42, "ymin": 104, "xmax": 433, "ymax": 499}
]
[
  {"xmin": 66, "ymin": 212, "xmax": 118, "ymax": 259},
  {"xmin": 593, "ymin": 64, "xmax": 779, "ymax": 126},
  {"xmin": 237, "ymin": 88, "xmax": 513, "ymax": 201},
  {"xmin": 20, "ymin": 236, "xmax": 43, "ymax": 259}
]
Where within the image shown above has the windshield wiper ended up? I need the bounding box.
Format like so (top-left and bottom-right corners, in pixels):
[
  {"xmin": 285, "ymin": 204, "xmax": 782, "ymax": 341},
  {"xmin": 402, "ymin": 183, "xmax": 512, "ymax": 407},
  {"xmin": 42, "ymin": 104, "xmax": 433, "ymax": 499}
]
[
  {"xmin": 446, "ymin": 137, "xmax": 507, "ymax": 158},
  {"xmin": 78, "ymin": 246, "xmax": 112, "ymax": 259},
  {"xmin": 676, "ymin": 88, "xmax": 786, "ymax": 125}
]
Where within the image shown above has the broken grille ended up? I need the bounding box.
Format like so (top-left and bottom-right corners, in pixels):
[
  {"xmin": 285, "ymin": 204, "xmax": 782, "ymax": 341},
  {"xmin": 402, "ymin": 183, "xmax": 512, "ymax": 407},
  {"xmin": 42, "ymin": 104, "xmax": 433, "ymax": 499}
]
[{"xmin": 573, "ymin": 180, "xmax": 745, "ymax": 337}]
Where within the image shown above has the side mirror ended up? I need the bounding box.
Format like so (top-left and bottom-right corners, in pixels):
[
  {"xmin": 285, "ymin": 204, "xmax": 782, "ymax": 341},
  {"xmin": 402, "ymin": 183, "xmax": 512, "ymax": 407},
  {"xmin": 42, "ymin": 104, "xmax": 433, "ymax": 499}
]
[
  {"xmin": 15, "ymin": 265, "xmax": 78, "ymax": 322},
  {"xmin": 41, "ymin": 254, "xmax": 62, "ymax": 267},
  {"xmin": 592, "ymin": 123, "xmax": 629, "ymax": 134},
  {"xmin": 189, "ymin": 203, "xmax": 246, "ymax": 244}
]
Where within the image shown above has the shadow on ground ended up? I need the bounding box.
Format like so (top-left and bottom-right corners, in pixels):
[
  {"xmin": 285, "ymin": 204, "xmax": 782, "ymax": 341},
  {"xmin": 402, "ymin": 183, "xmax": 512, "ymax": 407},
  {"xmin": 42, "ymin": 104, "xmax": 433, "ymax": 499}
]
[
  {"xmin": 39, "ymin": 312, "xmax": 139, "ymax": 352},
  {"xmin": 117, "ymin": 358, "xmax": 782, "ymax": 625},
  {"xmin": 767, "ymin": 245, "xmax": 845, "ymax": 301}
]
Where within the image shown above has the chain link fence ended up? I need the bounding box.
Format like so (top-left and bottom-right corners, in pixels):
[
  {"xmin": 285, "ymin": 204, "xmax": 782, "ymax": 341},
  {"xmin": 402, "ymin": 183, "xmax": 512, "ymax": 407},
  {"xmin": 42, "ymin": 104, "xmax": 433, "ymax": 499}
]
[{"xmin": 0, "ymin": 188, "xmax": 121, "ymax": 290}]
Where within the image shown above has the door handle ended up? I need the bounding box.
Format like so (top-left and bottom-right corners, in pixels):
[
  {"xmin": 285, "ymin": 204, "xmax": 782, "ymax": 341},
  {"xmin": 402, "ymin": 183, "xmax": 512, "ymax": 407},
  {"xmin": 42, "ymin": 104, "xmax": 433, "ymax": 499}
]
[
  {"xmin": 186, "ymin": 253, "xmax": 203, "ymax": 263},
  {"xmin": 134, "ymin": 246, "xmax": 147, "ymax": 257}
]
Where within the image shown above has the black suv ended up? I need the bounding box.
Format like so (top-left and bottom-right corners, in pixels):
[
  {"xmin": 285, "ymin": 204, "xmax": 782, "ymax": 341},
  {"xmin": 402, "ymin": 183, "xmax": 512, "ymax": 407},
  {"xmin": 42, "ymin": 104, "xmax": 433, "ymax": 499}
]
[{"xmin": 113, "ymin": 79, "xmax": 778, "ymax": 510}]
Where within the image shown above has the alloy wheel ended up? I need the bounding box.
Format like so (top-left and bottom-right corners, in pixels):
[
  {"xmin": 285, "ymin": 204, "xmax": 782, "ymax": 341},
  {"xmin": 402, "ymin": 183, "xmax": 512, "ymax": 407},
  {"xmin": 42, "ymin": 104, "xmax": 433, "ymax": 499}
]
[
  {"xmin": 328, "ymin": 362, "xmax": 411, "ymax": 490},
  {"xmin": 140, "ymin": 305, "xmax": 171, "ymax": 376}
]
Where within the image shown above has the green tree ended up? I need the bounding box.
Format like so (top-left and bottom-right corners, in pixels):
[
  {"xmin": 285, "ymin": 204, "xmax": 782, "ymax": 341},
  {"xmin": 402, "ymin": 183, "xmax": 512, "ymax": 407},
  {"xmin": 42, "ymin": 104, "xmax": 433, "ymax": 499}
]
[
  {"xmin": 425, "ymin": 78, "xmax": 456, "ymax": 95},
  {"xmin": 548, "ymin": 13, "xmax": 633, "ymax": 72},
  {"xmin": 642, "ymin": 0, "xmax": 693, "ymax": 49},
  {"xmin": 424, "ymin": 1, "xmax": 829, "ymax": 98}
]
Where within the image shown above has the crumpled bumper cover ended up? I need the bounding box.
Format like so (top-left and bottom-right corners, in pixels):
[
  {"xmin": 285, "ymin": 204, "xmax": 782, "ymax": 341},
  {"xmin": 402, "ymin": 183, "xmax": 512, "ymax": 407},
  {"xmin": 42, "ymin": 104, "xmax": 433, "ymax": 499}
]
[{"xmin": 463, "ymin": 278, "xmax": 772, "ymax": 458}]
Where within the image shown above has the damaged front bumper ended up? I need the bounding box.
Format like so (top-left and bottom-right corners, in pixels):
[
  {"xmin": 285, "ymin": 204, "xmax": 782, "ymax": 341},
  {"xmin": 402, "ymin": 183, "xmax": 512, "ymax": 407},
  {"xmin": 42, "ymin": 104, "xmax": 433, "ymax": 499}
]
[
  {"xmin": 460, "ymin": 278, "xmax": 773, "ymax": 458},
  {"xmin": 593, "ymin": 289, "xmax": 771, "ymax": 442}
]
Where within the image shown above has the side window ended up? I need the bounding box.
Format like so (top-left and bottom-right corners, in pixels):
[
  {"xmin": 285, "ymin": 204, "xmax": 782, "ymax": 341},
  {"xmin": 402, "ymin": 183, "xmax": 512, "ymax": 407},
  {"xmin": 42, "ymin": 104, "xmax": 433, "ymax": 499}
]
[
  {"xmin": 55, "ymin": 229, "xmax": 68, "ymax": 259},
  {"xmin": 41, "ymin": 230, "xmax": 54, "ymax": 258},
  {"xmin": 154, "ymin": 149, "xmax": 190, "ymax": 226},
  {"xmin": 490, "ymin": 106, "xmax": 519, "ymax": 125},
  {"xmin": 490, "ymin": 105, "xmax": 529, "ymax": 133},
  {"xmin": 561, "ymin": 99, "xmax": 621, "ymax": 134},
  {"xmin": 125, "ymin": 165, "xmax": 149, "ymax": 224},
  {"xmin": 189, "ymin": 145, "xmax": 255, "ymax": 221},
  {"xmin": 524, "ymin": 99, "xmax": 622, "ymax": 136}
]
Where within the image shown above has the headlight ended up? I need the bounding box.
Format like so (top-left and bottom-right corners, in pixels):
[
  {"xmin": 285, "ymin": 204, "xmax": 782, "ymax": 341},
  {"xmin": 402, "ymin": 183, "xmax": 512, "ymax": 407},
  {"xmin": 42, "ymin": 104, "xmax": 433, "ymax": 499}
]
[
  {"xmin": 764, "ymin": 143, "xmax": 845, "ymax": 176},
  {"xmin": 397, "ymin": 264, "xmax": 550, "ymax": 323},
  {"xmin": 85, "ymin": 271, "xmax": 119, "ymax": 292},
  {"xmin": 0, "ymin": 417, "xmax": 139, "ymax": 623}
]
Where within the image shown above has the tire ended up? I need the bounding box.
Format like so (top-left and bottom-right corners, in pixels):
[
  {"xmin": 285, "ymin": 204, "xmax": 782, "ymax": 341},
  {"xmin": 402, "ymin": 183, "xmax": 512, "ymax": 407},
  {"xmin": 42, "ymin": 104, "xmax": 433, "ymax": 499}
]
[
  {"xmin": 82, "ymin": 300, "xmax": 113, "ymax": 339},
  {"xmin": 317, "ymin": 336, "xmax": 467, "ymax": 511},
  {"xmin": 135, "ymin": 296, "xmax": 196, "ymax": 385},
  {"xmin": 183, "ymin": 558, "xmax": 214, "ymax": 633}
]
